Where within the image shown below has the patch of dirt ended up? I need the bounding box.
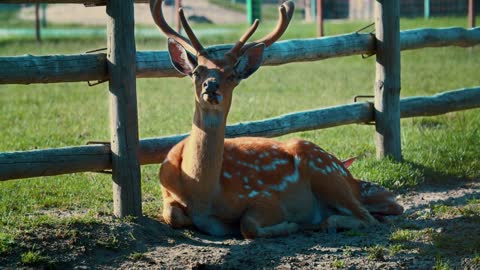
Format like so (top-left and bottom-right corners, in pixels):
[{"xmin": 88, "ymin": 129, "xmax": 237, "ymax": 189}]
[
  {"xmin": 1, "ymin": 180, "xmax": 479, "ymax": 269},
  {"xmin": 18, "ymin": 0, "xmax": 245, "ymax": 26}
]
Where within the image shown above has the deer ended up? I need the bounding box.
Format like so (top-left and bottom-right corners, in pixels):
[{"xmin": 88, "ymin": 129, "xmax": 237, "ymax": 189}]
[{"xmin": 151, "ymin": 0, "xmax": 403, "ymax": 239}]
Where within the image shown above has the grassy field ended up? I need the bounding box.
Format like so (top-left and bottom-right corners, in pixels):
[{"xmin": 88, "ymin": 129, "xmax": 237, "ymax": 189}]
[{"xmin": 0, "ymin": 11, "xmax": 479, "ymax": 268}]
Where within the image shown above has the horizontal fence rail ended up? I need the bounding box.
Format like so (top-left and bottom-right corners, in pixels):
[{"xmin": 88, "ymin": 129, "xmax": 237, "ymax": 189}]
[
  {"xmin": 1, "ymin": 87, "xmax": 479, "ymax": 181},
  {"xmin": 0, "ymin": 27, "xmax": 478, "ymax": 84}
]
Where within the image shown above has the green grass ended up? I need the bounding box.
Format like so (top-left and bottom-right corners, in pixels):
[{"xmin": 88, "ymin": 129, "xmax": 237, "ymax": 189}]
[
  {"xmin": 430, "ymin": 198, "xmax": 480, "ymax": 218},
  {"xmin": 0, "ymin": 12, "xmax": 479, "ymax": 266},
  {"xmin": 332, "ymin": 259, "xmax": 346, "ymax": 268},
  {"xmin": 366, "ymin": 245, "xmax": 386, "ymax": 261},
  {"xmin": 20, "ymin": 250, "xmax": 52, "ymax": 267},
  {"xmin": 433, "ymin": 257, "xmax": 451, "ymax": 270}
]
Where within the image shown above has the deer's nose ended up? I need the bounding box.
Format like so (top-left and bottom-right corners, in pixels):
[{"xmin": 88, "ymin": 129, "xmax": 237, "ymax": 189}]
[
  {"xmin": 201, "ymin": 79, "xmax": 222, "ymax": 104},
  {"xmin": 202, "ymin": 79, "xmax": 219, "ymax": 92}
]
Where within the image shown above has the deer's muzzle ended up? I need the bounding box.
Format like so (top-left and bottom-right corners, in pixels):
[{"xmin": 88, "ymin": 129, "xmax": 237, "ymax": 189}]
[{"xmin": 201, "ymin": 79, "xmax": 222, "ymax": 104}]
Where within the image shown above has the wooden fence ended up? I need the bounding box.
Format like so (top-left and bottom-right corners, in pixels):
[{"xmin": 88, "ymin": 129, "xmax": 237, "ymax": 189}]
[{"xmin": 1, "ymin": 0, "xmax": 479, "ymax": 218}]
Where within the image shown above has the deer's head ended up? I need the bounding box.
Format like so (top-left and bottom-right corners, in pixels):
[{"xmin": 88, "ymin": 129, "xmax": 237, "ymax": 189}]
[{"xmin": 150, "ymin": 0, "xmax": 294, "ymax": 115}]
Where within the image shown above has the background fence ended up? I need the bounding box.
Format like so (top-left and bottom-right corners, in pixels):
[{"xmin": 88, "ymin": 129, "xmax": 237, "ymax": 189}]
[{"xmin": 0, "ymin": 0, "xmax": 479, "ymax": 218}]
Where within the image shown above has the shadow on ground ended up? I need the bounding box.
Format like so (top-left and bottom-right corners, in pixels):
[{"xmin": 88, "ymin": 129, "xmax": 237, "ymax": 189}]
[{"xmin": 1, "ymin": 179, "xmax": 479, "ymax": 269}]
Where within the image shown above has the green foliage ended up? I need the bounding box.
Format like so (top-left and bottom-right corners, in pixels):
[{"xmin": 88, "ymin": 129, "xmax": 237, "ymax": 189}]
[
  {"xmin": 96, "ymin": 234, "xmax": 121, "ymax": 250},
  {"xmin": 366, "ymin": 245, "xmax": 386, "ymax": 261},
  {"xmin": 388, "ymin": 244, "xmax": 406, "ymax": 256},
  {"xmin": 129, "ymin": 252, "xmax": 146, "ymax": 261},
  {"xmin": 0, "ymin": 17, "xmax": 479, "ymax": 267},
  {"xmin": 433, "ymin": 257, "xmax": 451, "ymax": 270},
  {"xmin": 473, "ymin": 253, "xmax": 480, "ymax": 266},
  {"xmin": 332, "ymin": 259, "xmax": 346, "ymax": 268},
  {"xmin": 20, "ymin": 250, "xmax": 51, "ymax": 266},
  {"xmin": 0, "ymin": 232, "xmax": 15, "ymax": 255}
]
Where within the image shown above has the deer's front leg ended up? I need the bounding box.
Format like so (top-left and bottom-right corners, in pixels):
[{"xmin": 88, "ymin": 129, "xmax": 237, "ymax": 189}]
[{"xmin": 162, "ymin": 191, "xmax": 192, "ymax": 228}]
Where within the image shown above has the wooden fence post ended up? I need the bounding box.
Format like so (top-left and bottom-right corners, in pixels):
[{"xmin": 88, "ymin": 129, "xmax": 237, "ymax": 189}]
[
  {"xmin": 35, "ymin": 3, "xmax": 41, "ymax": 42},
  {"xmin": 316, "ymin": 0, "xmax": 324, "ymax": 37},
  {"xmin": 374, "ymin": 0, "xmax": 402, "ymax": 161},
  {"xmin": 106, "ymin": 0, "xmax": 142, "ymax": 217},
  {"xmin": 469, "ymin": 0, "xmax": 476, "ymax": 28},
  {"xmin": 175, "ymin": 0, "xmax": 182, "ymax": 33}
]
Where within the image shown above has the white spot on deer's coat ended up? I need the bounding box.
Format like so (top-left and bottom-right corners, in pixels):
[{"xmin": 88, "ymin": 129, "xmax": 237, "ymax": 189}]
[
  {"xmin": 243, "ymin": 176, "xmax": 249, "ymax": 183},
  {"xmin": 308, "ymin": 160, "xmax": 327, "ymax": 175},
  {"xmin": 262, "ymin": 190, "xmax": 272, "ymax": 197},
  {"xmin": 248, "ymin": 190, "xmax": 259, "ymax": 198},
  {"xmin": 259, "ymin": 152, "xmax": 270, "ymax": 158},
  {"xmin": 261, "ymin": 158, "xmax": 289, "ymax": 171},
  {"xmin": 257, "ymin": 180, "xmax": 264, "ymax": 185},
  {"xmin": 223, "ymin": 172, "xmax": 232, "ymax": 179},
  {"xmin": 237, "ymin": 160, "xmax": 260, "ymax": 171},
  {"xmin": 326, "ymin": 166, "xmax": 333, "ymax": 173},
  {"xmin": 271, "ymin": 156, "xmax": 301, "ymax": 191},
  {"xmin": 244, "ymin": 185, "xmax": 251, "ymax": 190},
  {"xmin": 283, "ymin": 156, "xmax": 301, "ymax": 183},
  {"xmin": 316, "ymin": 158, "xmax": 323, "ymax": 163},
  {"xmin": 238, "ymin": 194, "xmax": 245, "ymax": 199}
]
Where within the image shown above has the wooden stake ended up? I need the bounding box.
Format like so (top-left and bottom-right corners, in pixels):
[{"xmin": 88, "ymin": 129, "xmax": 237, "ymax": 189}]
[
  {"xmin": 316, "ymin": 0, "xmax": 323, "ymax": 37},
  {"xmin": 106, "ymin": 0, "xmax": 142, "ymax": 217},
  {"xmin": 374, "ymin": 0, "xmax": 402, "ymax": 161},
  {"xmin": 35, "ymin": 3, "xmax": 41, "ymax": 42},
  {"xmin": 469, "ymin": 0, "xmax": 476, "ymax": 28},
  {"xmin": 175, "ymin": 0, "xmax": 181, "ymax": 33}
]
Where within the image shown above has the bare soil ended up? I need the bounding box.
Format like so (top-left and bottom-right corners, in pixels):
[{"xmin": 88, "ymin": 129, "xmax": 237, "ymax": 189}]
[
  {"xmin": 18, "ymin": 0, "xmax": 246, "ymax": 26},
  {"xmin": 2, "ymin": 179, "xmax": 479, "ymax": 269}
]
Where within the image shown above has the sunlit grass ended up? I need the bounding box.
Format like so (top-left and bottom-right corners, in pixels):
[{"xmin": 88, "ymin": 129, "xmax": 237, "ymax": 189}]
[{"xmin": 0, "ymin": 13, "xmax": 479, "ymax": 267}]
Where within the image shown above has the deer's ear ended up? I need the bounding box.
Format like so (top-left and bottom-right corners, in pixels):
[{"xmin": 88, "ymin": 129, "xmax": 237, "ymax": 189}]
[
  {"xmin": 167, "ymin": 38, "xmax": 197, "ymax": 76},
  {"xmin": 234, "ymin": 43, "xmax": 265, "ymax": 80}
]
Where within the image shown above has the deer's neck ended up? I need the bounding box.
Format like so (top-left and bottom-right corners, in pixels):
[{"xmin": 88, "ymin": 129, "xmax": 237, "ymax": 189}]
[{"xmin": 181, "ymin": 106, "xmax": 227, "ymax": 203}]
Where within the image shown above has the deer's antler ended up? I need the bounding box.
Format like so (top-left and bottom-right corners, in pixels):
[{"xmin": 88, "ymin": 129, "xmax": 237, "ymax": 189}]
[
  {"xmin": 150, "ymin": 0, "xmax": 206, "ymax": 56},
  {"xmin": 227, "ymin": 0, "xmax": 295, "ymax": 62}
]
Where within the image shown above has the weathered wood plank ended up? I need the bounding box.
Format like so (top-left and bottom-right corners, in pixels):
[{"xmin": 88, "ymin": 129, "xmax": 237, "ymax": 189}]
[
  {"xmin": 1, "ymin": 27, "xmax": 478, "ymax": 84},
  {"xmin": 400, "ymin": 87, "xmax": 480, "ymax": 118},
  {"xmin": 107, "ymin": 0, "xmax": 142, "ymax": 217},
  {"xmin": 0, "ymin": 54, "xmax": 107, "ymax": 84},
  {"xmin": 0, "ymin": 145, "xmax": 111, "ymax": 180},
  {"xmin": 400, "ymin": 27, "xmax": 480, "ymax": 50},
  {"xmin": 2, "ymin": 87, "xmax": 479, "ymax": 181},
  {"xmin": 374, "ymin": 0, "xmax": 402, "ymax": 161}
]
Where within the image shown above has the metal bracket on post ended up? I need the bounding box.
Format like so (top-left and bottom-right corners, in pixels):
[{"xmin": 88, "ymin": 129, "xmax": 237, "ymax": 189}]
[
  {"xmin": 85, "ymin": 47, "xmax": 108, "ymax": 87},
  {"xmin": 86, "ymin": 141, "xmax": 112, "ymax": 174},
  {"xmin": 354, "ymin": 95, "xmax": 375, "ymax": 125},
  {"xmin": 356, "ymin": 22, "xmax": 376, "ymax": 59}
]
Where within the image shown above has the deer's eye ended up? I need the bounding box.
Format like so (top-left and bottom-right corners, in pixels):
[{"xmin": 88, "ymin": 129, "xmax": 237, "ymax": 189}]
[
  {"xmin": 226, "ymin": 74, "xmax": 237, "ymax": 82},
  {"xmin": 192, "ymin": 70, "xmax": 200, "ymax": 78}
]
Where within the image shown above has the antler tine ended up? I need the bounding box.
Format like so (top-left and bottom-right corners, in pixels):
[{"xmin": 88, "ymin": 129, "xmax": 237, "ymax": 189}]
[
  {"xmin": 227, "ymin": 19, "xmax": 260, "ymax": 59},
  {"xmin": 150, "ymin": 0, "xmax": 200, "ymax": 55},
  {"xmin": 179, "ymin": 8, "xmax": 207, "ymax": 55},
  {"xmin": 255, "ymin": 1, "xmax": 294, "ymax": 47},
  {"xmin": 240, "ymin": 0, "xmax": 294, "ymax": 54}
]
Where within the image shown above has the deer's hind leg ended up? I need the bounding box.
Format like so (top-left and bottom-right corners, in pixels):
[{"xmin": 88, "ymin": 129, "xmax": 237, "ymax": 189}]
[
  {"xmin": 310, "ymin": 173, "xmax": 378, "ymax": 230},
  {"xmin": 240, "ymin": 199, "xmax": 299, "ymax": 239}
]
